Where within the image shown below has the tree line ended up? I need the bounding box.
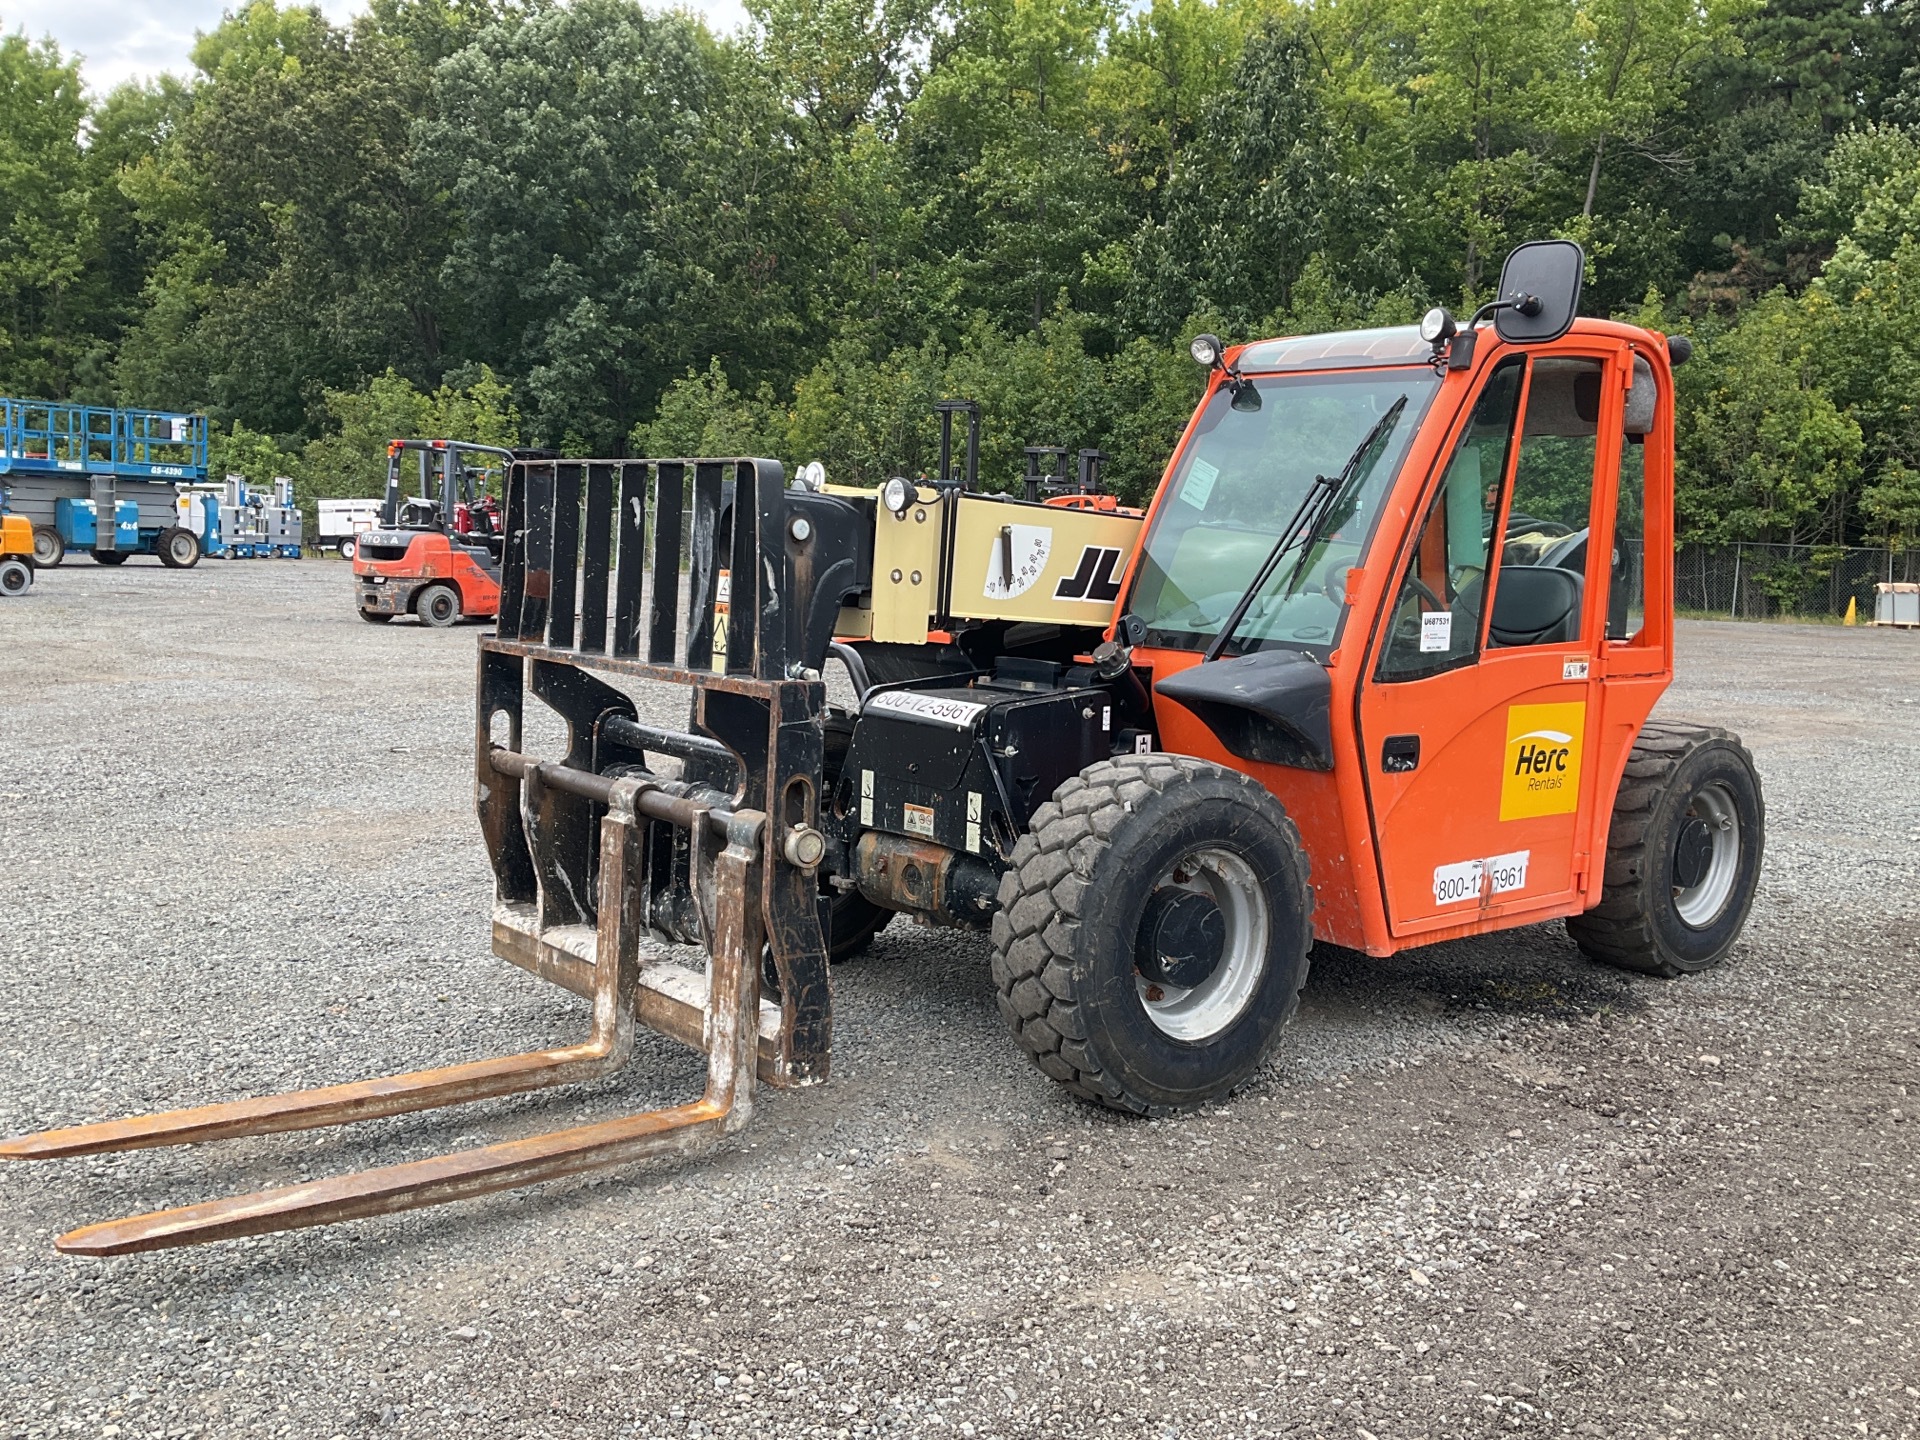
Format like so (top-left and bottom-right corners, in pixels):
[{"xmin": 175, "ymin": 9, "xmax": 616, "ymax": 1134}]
[{"xmin": 3, "ymin": 0, "xmax": 1919, "ymax": 552}]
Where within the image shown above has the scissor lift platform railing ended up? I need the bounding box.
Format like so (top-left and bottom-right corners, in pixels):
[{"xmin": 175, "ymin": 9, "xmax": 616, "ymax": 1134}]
[{"xmin": 0, "ymin": 398, "xmax": 208, "ymax": 481}]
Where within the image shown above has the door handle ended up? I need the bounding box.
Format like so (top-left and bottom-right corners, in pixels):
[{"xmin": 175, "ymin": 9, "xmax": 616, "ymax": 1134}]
[{"xmin": 1381, "ymin": 735, "xmax": 1420, "ymax": 773}]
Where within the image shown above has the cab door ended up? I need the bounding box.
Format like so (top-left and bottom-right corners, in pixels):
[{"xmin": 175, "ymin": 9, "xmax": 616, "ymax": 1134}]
[{"xmin": 1356, "ymin": 339, "xmax": 1633, "ymax": 938}]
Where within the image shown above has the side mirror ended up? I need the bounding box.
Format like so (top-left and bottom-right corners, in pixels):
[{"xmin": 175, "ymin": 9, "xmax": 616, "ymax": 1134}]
[{"xmin": 1494, "ymin": 239, "xmax": 1584, "ymax": 344}]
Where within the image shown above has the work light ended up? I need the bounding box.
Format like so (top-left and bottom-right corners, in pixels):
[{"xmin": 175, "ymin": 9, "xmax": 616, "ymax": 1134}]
[{"xmin": 1419, "ymin": 307, "xmax": 1457, "ymax": 345}]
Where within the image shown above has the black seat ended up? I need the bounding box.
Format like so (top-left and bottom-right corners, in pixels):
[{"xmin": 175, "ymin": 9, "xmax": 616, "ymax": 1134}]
[{"xmin": 1489, "ymin": 565, "xmax": 1583, "ymax": 647}]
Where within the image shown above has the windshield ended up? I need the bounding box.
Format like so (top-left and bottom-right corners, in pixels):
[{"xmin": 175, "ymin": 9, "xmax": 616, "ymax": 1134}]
[{"xmin": 1129, "ymin": 367, "xmax": 1442, "ymax": 655}]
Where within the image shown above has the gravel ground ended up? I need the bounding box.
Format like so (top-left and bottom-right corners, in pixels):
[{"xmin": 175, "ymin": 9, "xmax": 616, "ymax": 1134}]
[{"xmin": 1, "ymin": 559, "xmax": 1916, "ymax": 1440}]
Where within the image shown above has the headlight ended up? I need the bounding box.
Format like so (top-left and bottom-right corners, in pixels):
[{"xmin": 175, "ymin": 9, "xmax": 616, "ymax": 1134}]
[
  {"xmin": 881, "ymin": 476, "xmax": 912, "ymax": 515},
  {"xmin": 1419, "ymin": 306, "xmax": 1457, "ymax": 345},
  {"xmin": 1189, "ymin": 333, "xmax": 1223, "ymax": 369}
]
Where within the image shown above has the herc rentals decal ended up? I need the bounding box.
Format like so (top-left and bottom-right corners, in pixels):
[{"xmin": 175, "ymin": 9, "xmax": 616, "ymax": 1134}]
[{"xmin": 1499, "ymin": 702, "xmax": 1586, "ymax": 820}]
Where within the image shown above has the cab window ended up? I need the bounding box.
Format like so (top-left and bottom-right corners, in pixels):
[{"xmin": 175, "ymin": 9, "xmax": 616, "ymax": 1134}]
[
  {"xmin": 1376, "ymin": 357, "xmax": 1524, "ymax": 680},
  {"xmin": 1487, "ymin": 357, "xmax": 1606, "ymax": 649}
]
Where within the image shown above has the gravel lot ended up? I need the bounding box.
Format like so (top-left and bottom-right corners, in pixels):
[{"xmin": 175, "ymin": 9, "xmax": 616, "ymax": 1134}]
[{"xmin": 1, "ymin": 559, "xmax": 1916, "ymax": 1440}]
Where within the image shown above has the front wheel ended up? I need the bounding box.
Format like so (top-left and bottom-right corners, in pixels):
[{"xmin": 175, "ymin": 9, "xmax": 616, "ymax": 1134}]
[
  {"xmin": 31, "ymin": 527, "xmax": 63, "ymax": 568},
  {"xmin": 358, "ymin": 608, "xmax": 392, "ymax": 625},
  {"xmin": 1568, "ymin": 723, "xmax": 1764, "ymax": 978},
  {"xmin": 827, "ymin": 888, "xmax": 891, "ymax": 961},
  {"xmin": 92, "ymin": 550, "xmax": 129, "ymax": 566},
  {"xmin": 990, "ymin": 755, "xmax": 1314, "ymax": 1115},
  {"xmin": 416, "ymin": 583, "xmax": 461, "ymax": 627},
  {"xmin": 0, "ymin": 558, "xmax": 31, "ymax": 595}
]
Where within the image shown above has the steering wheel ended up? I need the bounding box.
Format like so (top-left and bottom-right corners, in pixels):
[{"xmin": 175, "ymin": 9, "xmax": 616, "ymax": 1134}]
[{"xmin": 1405, "ymin": 576, "xmax": 1446, "ymax": 612}]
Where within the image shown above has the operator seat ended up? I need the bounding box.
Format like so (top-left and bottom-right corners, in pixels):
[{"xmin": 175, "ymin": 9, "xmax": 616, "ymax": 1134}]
[{"xmin": 1489, "ymin": 566, "xmax": 1583, "ymax": 647}]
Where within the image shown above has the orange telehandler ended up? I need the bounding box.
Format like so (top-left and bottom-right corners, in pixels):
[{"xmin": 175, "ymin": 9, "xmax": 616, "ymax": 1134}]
[{"xmin": 5, "ymin": 241, "xmax": 1762, "ymax": 1255}]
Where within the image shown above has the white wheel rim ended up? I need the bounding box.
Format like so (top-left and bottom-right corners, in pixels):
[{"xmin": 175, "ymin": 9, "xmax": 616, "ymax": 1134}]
[
  {"xmin": 1673, "ymin": 782, "xmax": 1740, "ymax": 928},
  {"xmin": 1135, "ymin": 847, "xmax": 1270, "ymax": 1041}
]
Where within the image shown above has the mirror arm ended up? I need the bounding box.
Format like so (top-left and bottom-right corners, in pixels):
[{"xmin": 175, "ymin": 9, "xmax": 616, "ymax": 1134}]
[{"xmin": 1466, "ymin": 293, "xmax": 1542, "ymax": 328}]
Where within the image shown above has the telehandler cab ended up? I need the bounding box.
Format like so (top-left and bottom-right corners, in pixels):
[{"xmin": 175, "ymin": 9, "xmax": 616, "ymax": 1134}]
[{"xmin": 4, "ymin": 240, "xmax": 1763, "ymax": 1255}]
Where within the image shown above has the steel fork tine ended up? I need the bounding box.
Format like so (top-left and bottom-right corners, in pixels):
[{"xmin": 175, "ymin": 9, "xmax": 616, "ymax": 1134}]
[
  {"xmin": 2, "ymin": 791, "xmax": 652, "ymax": 1163},
  {"xmin": 42, "ymin": 809, "xmax": 762, "ymax": 1257}
]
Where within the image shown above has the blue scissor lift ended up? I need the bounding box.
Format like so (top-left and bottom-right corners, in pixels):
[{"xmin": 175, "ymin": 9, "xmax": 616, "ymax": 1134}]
[{"xmin": 0, "ymin": 399, "xmax": 214, "ymax": 567}]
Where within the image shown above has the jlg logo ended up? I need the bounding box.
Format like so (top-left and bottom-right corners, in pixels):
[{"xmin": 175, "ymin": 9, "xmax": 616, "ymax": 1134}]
[
  {"xmin": 1054, "ymin": 546, "xmax": 1125, "ymax": 602},
  {"xmin": 1498, "ymin": 702, "xmax": 1585, "ymax": 820}
]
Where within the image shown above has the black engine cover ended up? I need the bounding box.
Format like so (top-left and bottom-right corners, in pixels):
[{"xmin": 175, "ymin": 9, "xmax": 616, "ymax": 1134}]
[{"xmin": 832, "ymin": 680, "xmax": 1115, "ymax": 866}]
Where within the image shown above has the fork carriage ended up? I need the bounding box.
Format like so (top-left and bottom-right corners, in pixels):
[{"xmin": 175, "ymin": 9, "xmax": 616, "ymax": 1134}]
[{"xmin": 4, "ymin": 457, "xmax": 866, "ymax": 1254}]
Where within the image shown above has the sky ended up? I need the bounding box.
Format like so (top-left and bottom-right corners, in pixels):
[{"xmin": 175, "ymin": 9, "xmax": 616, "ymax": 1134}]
[{"xmin": 0, "ymin": 1, "xmax": 751, "ymax": 94}]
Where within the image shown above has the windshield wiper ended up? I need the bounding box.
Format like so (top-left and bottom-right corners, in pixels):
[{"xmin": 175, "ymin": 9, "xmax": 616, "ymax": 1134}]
[{"xmin": 1201, "ymin": 394, "xmax": 1409, "ymax": 662}]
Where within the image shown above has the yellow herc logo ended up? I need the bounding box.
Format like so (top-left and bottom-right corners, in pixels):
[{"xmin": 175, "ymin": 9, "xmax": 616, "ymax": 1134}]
[{"xmin": 1500, "ymin": 702, "xmax": 1585, "ymax": 820}]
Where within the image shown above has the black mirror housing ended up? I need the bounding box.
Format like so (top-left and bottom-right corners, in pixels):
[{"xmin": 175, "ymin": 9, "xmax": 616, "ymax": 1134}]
[{"xmin": 1494, "ymin": 239, "xmax": 1584, "ymax": 344}]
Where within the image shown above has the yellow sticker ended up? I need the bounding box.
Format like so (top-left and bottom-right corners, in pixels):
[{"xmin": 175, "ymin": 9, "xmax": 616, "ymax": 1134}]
[{"xmin": 1499, "ymin": 702, "xmax": 1585, "ymax": 820}]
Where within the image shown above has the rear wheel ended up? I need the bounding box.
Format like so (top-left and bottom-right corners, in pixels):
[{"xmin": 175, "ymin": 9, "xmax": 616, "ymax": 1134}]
[
  {"xmin": 338, "ymin": 537, "xmax": 358, "ymax": 561},
  {"xmin": 157, "ymin": 528, "xmax": 201, "ymax": 569},
  {"xmin": 990, "ymin": 755, "xmax": 1314, "ymax": 1115},
  {"xmin": 91, "ymin": 550, "xmax": 129, "ymax": 565},
  {"xmin": 0, "ymin": 558, "xmax": 31, "ymax": 595},
  {"xmin": 358, "ymin": 608, "xmax": 392, "ymax": 624},
  {"xmin": 31, "ymin": 527, "xmax": 63, "ymax": 567},
  {"xmin": 1568, "ymin": 722, "xmax": 1764, "ymax": 978},
  {"xmin": 417, "ymin": 583, "xmax": 460, "ymax": 627}
]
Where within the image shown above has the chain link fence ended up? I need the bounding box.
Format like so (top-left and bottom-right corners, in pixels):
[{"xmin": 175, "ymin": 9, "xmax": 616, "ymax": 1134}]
[{"xmin": 1664, "ymin": 541, "xmax": 1920, "ymax": 621}]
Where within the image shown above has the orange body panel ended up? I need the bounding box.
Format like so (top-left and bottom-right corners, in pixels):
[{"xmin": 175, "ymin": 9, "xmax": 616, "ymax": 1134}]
[
  {"xmin": 1125, "ymin": 319, "xmax": 1677, "ymax": 957},
  {"xmin": 0, "ymin": 513, "xmax": 32, "ymax": 560},
  {"xmin": 352, "ymin": 533, "xmax": 501, "ymax": 620}
]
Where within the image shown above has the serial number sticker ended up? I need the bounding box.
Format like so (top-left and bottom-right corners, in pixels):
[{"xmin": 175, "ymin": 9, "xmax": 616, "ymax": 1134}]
[
  {"xmin": 1181, "ymin": 457, "xmax": 1220, "ymax": 510},
  {"xmin": 865, "ymin": 691, "xmax": 988, "ymax": 728},
  {"xmin": 860, "ymin": 769, "xmax": 874, "ymax": 827},
  {"xmin": 903, "ymin": 802, "xmax": 936, "ymax": 839},
  {"xmin": 1101, "ymin": 706, "xmax": 1111, "ymax": 731},
  {"xmin": 1432, "ymin": 850, "xmax": 1531, "ymax": 906},
  {"xmin": 1562, "ymin": 657, "xmax": 1590, "ymax": 680},
  {"xmin": 1419, "ymin": 611, "xmax": 1453, "ymax": 653}
]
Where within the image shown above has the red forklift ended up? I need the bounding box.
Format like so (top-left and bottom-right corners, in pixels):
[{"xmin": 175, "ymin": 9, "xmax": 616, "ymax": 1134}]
[{"xmin": 352, "ymin": 439, "xmax": 509, "ymax": 626}]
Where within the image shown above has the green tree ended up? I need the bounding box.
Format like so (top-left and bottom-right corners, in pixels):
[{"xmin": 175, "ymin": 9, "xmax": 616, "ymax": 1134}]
[
  {"xmin": 114, "ymin": 3, "xmax": 445, "ymax": 428},
  {"xmin": 0, "ymin": 30, "xmax": 103, "ymax": 397},
  {"xmin": 906, "ymin": 0, "xmax": 1127, "ymax": 333},
  {"xmin": 1672, "ymin": 294, "xmax": 1862, "ymax": 545},
  {"xmin": 420, "ymin": 0, "xmax": 809, "ymax": 451},
  {"xmin": 630, "ymin": 359, "xmax": 786, "ymax": 459},
  {"xmin": 299, "ymin": 365, "xmax": 520, "ymax": 499},
  {"xmin": 1123, "ymin": 16, "xmax": 1399, "ymax": 338}
]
